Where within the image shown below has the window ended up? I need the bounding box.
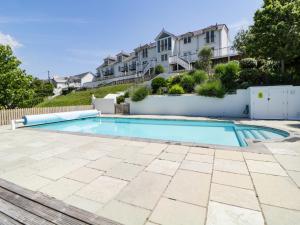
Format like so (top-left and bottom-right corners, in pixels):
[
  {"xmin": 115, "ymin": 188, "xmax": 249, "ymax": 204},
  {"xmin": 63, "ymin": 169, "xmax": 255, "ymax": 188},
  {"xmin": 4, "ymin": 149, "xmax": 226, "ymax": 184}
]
[
  {"xmin": 118, "ymin": 66, "xmax": 121, "ymax": 72},
  {"xmin": 164, "ymin": 39, "xmax": 167, "ymax": 51},
  {"xmin": 117, "ymin": 55, "xmax": 122, "ymax": 62},
  {"xmin": 161, "ymin": 40, "xmax": 164, "ymax": 51},
  {"xmin": 157, "ymin": 40, "xmax": 160, "ymax": 52},
  {"xmin": 142, "ymin": 48, "xmax": 148, "ymax": 58},
  {"xmin": 161, "ymin": 54, "xmax": 168, "ymax": 61},
  {"xmin": 206, "ymin": 31, "xmax": 210, "ymax": 43},
  {"xmin": 168, "ymin": 37, "xmax": 171, "ymax": 50},
  {"xmin": 184, "ymin": 36, "xmax": 191, "ymax": 44},
  {"xmin": 211, "ymin": 31, "xmax": 215, "ymax": 42}
]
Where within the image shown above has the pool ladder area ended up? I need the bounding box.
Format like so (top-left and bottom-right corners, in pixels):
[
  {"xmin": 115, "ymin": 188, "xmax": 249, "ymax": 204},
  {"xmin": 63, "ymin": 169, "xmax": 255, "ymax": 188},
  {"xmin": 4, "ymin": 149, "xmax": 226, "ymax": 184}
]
[{"xmin": 235, "ymin": 129, "xmax": 272, "ymax": 147}]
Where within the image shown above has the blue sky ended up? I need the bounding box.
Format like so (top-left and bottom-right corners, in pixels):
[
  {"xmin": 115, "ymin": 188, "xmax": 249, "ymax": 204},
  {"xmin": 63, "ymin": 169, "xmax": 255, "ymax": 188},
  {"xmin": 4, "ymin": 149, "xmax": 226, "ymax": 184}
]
[{"xmin": 0, "ymin": 0, "xmax": 262, "ymax": 79}]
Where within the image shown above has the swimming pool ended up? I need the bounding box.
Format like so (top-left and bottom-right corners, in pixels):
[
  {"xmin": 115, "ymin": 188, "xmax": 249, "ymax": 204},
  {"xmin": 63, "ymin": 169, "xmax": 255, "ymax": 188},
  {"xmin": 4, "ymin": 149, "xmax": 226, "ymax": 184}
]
[{"xmin": 31, "ymin": 117, "xmax": 289, "ymax": 147}]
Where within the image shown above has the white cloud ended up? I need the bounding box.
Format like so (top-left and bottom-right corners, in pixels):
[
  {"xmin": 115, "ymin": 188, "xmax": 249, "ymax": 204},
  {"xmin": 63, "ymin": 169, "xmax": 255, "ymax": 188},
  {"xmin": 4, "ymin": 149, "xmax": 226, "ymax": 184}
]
[
  {"xmin": 229, "ymin": 19, "xmax": 252, "ymax": 32},
  {"xmin": 0, "ymin": 32, "xmax": 22, "ymax": 49}
]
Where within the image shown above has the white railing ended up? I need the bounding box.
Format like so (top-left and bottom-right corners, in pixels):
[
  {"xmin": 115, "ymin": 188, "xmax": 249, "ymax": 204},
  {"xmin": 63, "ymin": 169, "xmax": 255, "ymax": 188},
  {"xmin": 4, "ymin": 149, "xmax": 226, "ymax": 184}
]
[
  {"xmin": 142, "ymin": 62, "xmax": 153, "ymax": 76},
  {"xmin": 169, "ymin": 56, "xmax": 191, "ymax": 70}
]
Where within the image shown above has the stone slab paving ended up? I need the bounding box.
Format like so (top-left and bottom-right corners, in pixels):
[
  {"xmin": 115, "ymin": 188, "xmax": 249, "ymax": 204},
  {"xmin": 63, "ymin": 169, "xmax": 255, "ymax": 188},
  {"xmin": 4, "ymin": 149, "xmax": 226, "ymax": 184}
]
[{"xmin": 0, "ymin": 118, "xmax": 300, "ymax": 225}]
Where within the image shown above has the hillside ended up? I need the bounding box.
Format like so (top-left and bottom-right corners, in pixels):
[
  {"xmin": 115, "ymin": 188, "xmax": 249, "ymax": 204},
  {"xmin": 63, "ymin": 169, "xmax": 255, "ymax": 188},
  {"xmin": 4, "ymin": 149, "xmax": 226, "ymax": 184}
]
[{"xmin": 37, "ymin": 84, "xmax": 133, "ymax": 107}]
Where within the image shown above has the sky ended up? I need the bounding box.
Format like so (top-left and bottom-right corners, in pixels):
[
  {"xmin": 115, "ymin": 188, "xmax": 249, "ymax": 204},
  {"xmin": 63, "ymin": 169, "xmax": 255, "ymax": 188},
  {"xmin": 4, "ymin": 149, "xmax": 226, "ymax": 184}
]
[{"xmin": 0, "ymin": 0, "xmax": 263, "ymax": 79}]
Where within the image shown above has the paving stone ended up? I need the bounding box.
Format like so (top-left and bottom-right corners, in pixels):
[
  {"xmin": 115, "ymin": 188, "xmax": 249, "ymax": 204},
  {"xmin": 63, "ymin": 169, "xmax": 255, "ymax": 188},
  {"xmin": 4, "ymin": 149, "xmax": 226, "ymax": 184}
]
[
  {"xmin": 265, "ymin": 143, "xmax": 299, "ymax": 156},
  {"xmin": 189, "ymin": 146, "xmax": 215, "ymax": 155},
  {"xmin": 106, "ymin": 162, "xmax": 144, "ymax": 181},
  {"xmin": 40, "ymin": 178, "xmax": 85, "ymax": 200},
  {"xmin": 164, "ymin": 170, "xmax": 210, "ymax": 206},
  {"xmin": 243, "ymin": 152, "xmax": 276, "ymax": 162},
  {"xmin": 97, "ymin": 200, "xmax": 150, "ymax": 225},
  {"xmin": 210, "ymin": 183, "xmax": 260, "ymax": 210},
  {"xmin": 57, "ymin": 149, "xmax": 108, "ymax": 161},
  {"xmin": 206, "ymin": 201, "xmax": 264, "ymax": 225},
  {"xmin": 38, "ymin": 159, "xmax": 89, "ymax": 180},
  {"xmin": 288, "ymin": 170, "xmax": 300, "ymax": 187},
  {"xmin": 215, "ymin": 150, "xmax": 244, "ymax": 161},
  {"xmin": 214, "ymin": 158, "xmax": 249, "ymax": 175},
  {"xmin": 212, "ymin": 171, "xmax": 253, "ymax": 189},
  {"xmin": 251, "ymin": 173, "xmax": 300, "ymax": 210},
  {"xmin": 180, "ymin": 160, "xmax": 212, "ymax": 174},
  {"xmin": 65, "ymin": 195, "xmax": 104, "ymax": 213},
  {"xmin": 185, "ymin": 153, "xmax": 213, "ymax": 163},
  {"xmin": 246, "ymin": 160, "xmax": 287, "ymax": 176},
  {"xmin": 7, "ymin": 174, "xmax": 51, "ymax": 191},
  {"xmin": 275, "ymin": 155, "xmax": 300, "ymax": 171},
  {"xmin": 76, "ymin": 176, "xmax": 127, "ymax": 203},
  {"xmin": 139, "ymin": 143, "xmax": 167, "ymax": 155},
  {"xmin": 117, "ymin": 171, "xmax": 171, "ymax": 210},
  {"xmin": 261, "ymin": 204, "xmax": 300, "ymax": 225},
  {"xmin": 86, "ymin": 156, "xmax": 122, "ymax": 171},
  {"xmin": 64, "ymin": 167, "xmax": 103, "ymax": 183},
  {"xmin": 144, "ymin": 222, "xmax": 156, "ymax": 225},
  {"xmin": 165, "ymin": 145, "xmax": 189, "ymax": 154},
  {"xmin": 124, "ymin": 153, "xmax": 156, "ymax": 166},
  {"xmin": 149, "ymin": 198, "xmax": 206, "ymax": 225},
  {"xmin": 108, "ymin": 146, "xmax": 140, "ymax": 159},
  {"xmin": 146, "ymin": 159, "xmax": 179, "ymax": 176},
  {"xmin": 158, "ymin": 152, "xmax": 185, "ymax": 162}
]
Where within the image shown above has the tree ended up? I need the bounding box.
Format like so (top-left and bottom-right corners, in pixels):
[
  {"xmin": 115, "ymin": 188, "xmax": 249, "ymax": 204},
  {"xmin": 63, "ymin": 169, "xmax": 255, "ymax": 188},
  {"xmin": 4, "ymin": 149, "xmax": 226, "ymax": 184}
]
[
  {"xmin": 234, "ymin": 0, "xmax": 300, "ymax": 78},
  {"xmin": 196, "ymin": 46, "xmax": 213, "ymax": 74},
  {"xmin": 0, "ymin": 44, "xmax": 35, "ymax": 109}
]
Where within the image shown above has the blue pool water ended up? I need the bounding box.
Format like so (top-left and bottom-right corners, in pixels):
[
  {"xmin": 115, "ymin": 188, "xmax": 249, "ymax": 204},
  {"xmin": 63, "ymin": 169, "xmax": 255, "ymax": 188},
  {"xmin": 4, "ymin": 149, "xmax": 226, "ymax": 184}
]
[{"xmin": 31, "ymin": 117, "xmax": 289, "ymax": 147}]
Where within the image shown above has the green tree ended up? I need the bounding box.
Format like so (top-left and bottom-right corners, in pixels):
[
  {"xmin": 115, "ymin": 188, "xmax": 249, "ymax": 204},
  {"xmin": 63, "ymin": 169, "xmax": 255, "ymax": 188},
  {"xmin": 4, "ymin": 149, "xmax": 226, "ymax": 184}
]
[
  {"xmin": 234, "ymin": 0, "xmax": 300, "ymax": 78},
  {"xmin": 0, "ymin": 45, "xmax": 35, "ymax": 109},
  {"xmin": 196, "ymin": 46, "xmax": 213, "ymax": 74}
]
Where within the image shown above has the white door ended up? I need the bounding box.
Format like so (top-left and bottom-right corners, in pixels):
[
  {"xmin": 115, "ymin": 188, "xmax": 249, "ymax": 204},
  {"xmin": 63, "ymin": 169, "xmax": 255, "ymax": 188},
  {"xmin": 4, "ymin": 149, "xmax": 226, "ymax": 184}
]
[{"xmin": 250, "ymin": 86, "xmax": 289, "ymax": 119}]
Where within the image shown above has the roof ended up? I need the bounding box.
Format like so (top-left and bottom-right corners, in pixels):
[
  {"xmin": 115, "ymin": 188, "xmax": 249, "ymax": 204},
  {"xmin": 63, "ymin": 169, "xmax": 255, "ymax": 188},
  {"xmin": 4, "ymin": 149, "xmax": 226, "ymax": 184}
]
[
  {"xmin": 116, "ymin": 51, "xmax": 130, "ymax": 57},
  {"xmin": 177, "ymin": 24, "xmax": 228, "ymax": 39},
  {"xmin": 67, "ymin": 72, "xmax": 95, "ymax": 83}
]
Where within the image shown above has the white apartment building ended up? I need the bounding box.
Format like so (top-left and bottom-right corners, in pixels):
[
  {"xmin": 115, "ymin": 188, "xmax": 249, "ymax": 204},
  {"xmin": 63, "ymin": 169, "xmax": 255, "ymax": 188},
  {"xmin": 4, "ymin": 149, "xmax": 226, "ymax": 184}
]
[{"xmin": 96, "ymin": 24, "xmax": 231, "ymax": 78}]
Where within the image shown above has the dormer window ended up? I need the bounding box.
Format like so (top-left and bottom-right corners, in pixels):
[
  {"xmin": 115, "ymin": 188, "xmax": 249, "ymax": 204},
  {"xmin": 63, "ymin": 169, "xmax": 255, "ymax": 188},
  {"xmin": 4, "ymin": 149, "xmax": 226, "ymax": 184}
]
[
  {"xmin": 206, "ymin": 31, "xmax": 215, "ymax": 43},
  {"xmin": 157, "ymin": 37, "xmax": 171, "ymax": 53},
  {"xmin": 184, "ymin": 36, "xmax": 191, "ymax": 44}
]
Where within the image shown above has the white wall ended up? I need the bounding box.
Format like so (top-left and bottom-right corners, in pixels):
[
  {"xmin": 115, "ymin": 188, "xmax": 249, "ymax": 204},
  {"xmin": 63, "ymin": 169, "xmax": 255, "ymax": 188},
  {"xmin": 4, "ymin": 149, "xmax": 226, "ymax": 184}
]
[
  {"xmin": 81, "ymin": 73, "xmax": 95, "ymax": 86},
  {"xmin": 94, "ymin": 98, "xmax": 115, "ymax": 114},
  {"xmin": 129, "ymin": 90, "xmax": 249, "ymax": 117}
]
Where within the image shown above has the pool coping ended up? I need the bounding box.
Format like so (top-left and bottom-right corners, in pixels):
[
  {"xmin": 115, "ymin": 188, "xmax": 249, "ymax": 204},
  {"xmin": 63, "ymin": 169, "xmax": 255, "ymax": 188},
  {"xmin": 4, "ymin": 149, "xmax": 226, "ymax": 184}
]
[{"xmin": 21, "ymin": 114, "xmax": 299, "ymax": 154}]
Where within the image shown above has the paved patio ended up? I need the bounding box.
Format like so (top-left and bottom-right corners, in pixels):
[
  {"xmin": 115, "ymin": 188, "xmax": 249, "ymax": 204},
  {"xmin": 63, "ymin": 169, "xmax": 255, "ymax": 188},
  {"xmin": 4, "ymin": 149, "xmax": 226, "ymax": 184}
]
[{"xmin": 0, "ymin": 118, "xmax": 300, "ymax": 225}]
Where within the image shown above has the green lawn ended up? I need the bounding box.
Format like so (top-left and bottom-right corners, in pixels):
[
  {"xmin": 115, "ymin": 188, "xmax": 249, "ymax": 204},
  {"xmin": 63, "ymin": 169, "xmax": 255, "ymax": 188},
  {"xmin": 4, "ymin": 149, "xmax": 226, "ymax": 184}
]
[{"xmin": 37, "ymin": 84, "xmax": 133, "ymax": 107}]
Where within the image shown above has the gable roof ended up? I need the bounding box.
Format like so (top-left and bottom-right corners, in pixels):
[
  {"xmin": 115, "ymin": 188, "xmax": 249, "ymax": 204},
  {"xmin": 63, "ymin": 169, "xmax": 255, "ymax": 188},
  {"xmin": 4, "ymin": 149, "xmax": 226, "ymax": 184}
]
[
  {"xmin": 67, "ymin": 72, "xmax": 94, "ymax": 83},
  {"xmin": 155, "ymin": 29, "xmax": 176, "ymax": 41}
]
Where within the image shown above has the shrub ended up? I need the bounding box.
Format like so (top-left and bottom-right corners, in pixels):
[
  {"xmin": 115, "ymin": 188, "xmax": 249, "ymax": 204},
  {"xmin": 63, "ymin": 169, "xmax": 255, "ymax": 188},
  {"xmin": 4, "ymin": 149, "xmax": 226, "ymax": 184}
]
[
  {"xmin": 240, "ymin": 58, "xmax": 257, "ymax": 69},
  {"xmin": 195, "ymin": 79, "xmax": 225, "ymax": 98},
  {"xmin": 168, "ymin": 84, "xmax": 184, "ymax": 95},
  {"xmin": 154, "ymin": 64, "xmax": 165, "ymax": 75},
  {"xmin": 190, "ymin": 70, "xmax": 208, "ymax": 84},
  {"xmin": 124, "ymin": 91, "xmax": 129, "ymax": 98},
  {"xmin": 239, "ymin": 68, "xmax": 260, "ymax": 85},
  {"xmin": 116, "ymin": 95, "xmax": 125, "ymax": 104},
  {"xmin": 131, "ymin": 86, "xmax": 149, "ymax": 102},
  {"xmin": 180, "ymin": 75, "xmax": 195, "ymax": 93},
  {"xmin": 214, "ymin": 61, "xmax": 240, "ymax": 91},
  {"xmin": 167, "ymin": 74, "xmax": 182, "ymax": 86},
  {"xmin": 151, "ymin": 77, "xmax": 167, "ymax": 93}
]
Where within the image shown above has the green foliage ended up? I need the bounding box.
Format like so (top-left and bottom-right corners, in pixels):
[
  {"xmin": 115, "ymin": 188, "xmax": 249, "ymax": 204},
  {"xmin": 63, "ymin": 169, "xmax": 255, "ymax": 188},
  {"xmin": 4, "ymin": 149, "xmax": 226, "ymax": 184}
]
[
  {"xmin": 31, "ymin": 78, "xmax": 54, "ymax": 98},
  {"xmin": 180, "ymin": 75, "xmax": 195, "ymax": 93},
  {"xmin": 38, "ymin": 84, "xmax": 132, "ymax": 107},
  {"xmin": 167, "ymin": 74, "xmax": 182, "ymax": 86},
  {"xmin": 240, "ymin": 58, "xmax": 257, "ymax": 69},
  {"xmin": 239, "ymin": 68, "xmax": 260, "ymax": 86},
  {"xmin": 197, "ymin": 46, "xmax": 213, "ymax": 73},
  {"xmin": 116, "ymin": 95, "xmax": 125, "ymax": 104},
  {"xmin": 189, "ymin": 70, "xmax": 208, "ymax": 84},
  {"xmin": 214, "ymin": 61, "xmax": 240, "ymax": 90},
  {"xmin": 233, "ymin": 0, "xmax": 300, "ymax": 78},
  {"xmin": 124, "ymin": 91, "xmax": 130, "ymax": 98},
  {"xmin": 0, "ymin": 45, "xmax": 36, "ymax": 109},
  {"xmin": 168, "ymin": 84, "xmax": 185, "ymax": 95},
  {"xmin": 131, "ymin": 86, "xmax": 149, "ymax": 102},
  {"xmin": 151, "ymin": 77, "xmax": 167, "ymax": 93},
  {"xmin": 195, "ymin": 79, "xmax": 225, "ymax": 98},
  {"xmin": 154, "ymin": 64, "xmax": 165, "ymax": 75}
]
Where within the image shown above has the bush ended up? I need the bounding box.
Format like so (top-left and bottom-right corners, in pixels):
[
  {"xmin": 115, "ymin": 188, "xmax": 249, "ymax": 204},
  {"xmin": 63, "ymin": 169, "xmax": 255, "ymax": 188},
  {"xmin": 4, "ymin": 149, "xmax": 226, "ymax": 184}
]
[
  {"xmin": 240, "ymin": 58, "xmax": 257, "ymax": 69},
  {"xmin": 239, "ymin": 68, "xmax": 260, "ymax": 85},
  {"xmin": 116, "ymin": 95, "xmax": 125, "ymax": 104},
  {"xmin": 190, "ymin": 70, "xmax": 208, "ymax": 84},
  {"xmin": 154, "ymin": 64, "xmax": 165, "ymax": 75},
  {"xmin": 131, "ymin": 86, "xmax": 149, "ymax": 102},
  {"xmin": 195, "ymin": 79, "xmax": 225, "ymax": 98},
  {"xmin": 180, "ymin": 75, "xmax": 195, "ymax": 93},
  {"xmin": 214, "ymin": 61, "xmax": 240, "ymax": 91},
  {"xmin": 124, "ymin": 91, "xmax": 130, "ymax": 98},
  {"xmin": 168, "ymin": 84, "xmax": 185, "ymax": 95},
  {"xmin": 151, "ymin": 77, "xmax": 167, "ymax": 93}
]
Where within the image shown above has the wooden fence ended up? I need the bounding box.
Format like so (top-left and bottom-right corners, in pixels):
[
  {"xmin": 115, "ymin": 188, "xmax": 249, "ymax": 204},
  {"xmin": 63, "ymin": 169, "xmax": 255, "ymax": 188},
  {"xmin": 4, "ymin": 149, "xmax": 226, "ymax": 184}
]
[{"xmin": 0, "ymin": 105, "xmax": 93, "ymax": 126}]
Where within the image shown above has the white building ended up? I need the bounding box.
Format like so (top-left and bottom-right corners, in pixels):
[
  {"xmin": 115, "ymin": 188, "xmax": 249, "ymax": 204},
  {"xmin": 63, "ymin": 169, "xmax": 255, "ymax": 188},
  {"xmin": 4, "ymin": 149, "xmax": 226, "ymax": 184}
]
[{"xmin": 96, "ymin": 24, "xmax": 233, "ymax": 79}]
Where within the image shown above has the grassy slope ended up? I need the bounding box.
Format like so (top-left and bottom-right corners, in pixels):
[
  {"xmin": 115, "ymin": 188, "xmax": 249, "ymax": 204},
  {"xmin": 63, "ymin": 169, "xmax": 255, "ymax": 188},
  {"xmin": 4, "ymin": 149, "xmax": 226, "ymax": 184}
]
[{"xmin": 37, "ymin": 84, "xmax": 133, "ymax": 107}]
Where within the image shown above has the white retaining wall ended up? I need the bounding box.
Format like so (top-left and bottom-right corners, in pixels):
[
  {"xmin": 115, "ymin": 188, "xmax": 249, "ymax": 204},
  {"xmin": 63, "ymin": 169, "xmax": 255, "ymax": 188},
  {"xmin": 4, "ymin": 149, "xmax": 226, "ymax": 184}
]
[
  {"xmin": 94, "ymin": 98, "xmax": 115, "ymax": 114},
  {"xmin": 129, "ymin": 89, "xmax": 250, "ymax": 118}
]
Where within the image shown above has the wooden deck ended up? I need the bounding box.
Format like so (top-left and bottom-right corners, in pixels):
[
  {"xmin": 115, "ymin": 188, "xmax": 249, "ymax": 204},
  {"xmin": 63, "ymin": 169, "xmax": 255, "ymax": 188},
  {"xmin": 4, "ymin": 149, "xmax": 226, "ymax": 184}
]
[{"xmin": 0, "ymin": 178, "xmax": 122, "ymax": 225}]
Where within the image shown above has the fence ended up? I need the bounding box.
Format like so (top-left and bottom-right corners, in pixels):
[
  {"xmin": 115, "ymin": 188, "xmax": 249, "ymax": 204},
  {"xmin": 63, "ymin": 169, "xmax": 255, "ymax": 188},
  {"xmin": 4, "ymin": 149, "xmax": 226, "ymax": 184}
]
[
  {"xmin": 0, "ymin": 105, "xmax": 93, "ymax": 125},
  {"xmin": 115, "ymin": 103, "xmax": 130, "ymax": 115}
]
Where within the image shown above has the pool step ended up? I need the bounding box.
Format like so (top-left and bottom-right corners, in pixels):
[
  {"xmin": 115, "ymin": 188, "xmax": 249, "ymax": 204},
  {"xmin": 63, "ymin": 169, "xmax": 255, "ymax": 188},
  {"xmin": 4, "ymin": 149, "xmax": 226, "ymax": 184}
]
[
  {"xmin": 257, "ymin": 130, "xmax": 271, "ymax": 139},
  {"xmin": 240, "ymin": 129, "xmax": 268, "ymax": 141},
  {"xmin": 236, "ymin": 130, "xmax": 247, "ymax": 147},
  {"xmin": 249, "ymin": 130, "xmax": 265, "ymax": 140}
]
